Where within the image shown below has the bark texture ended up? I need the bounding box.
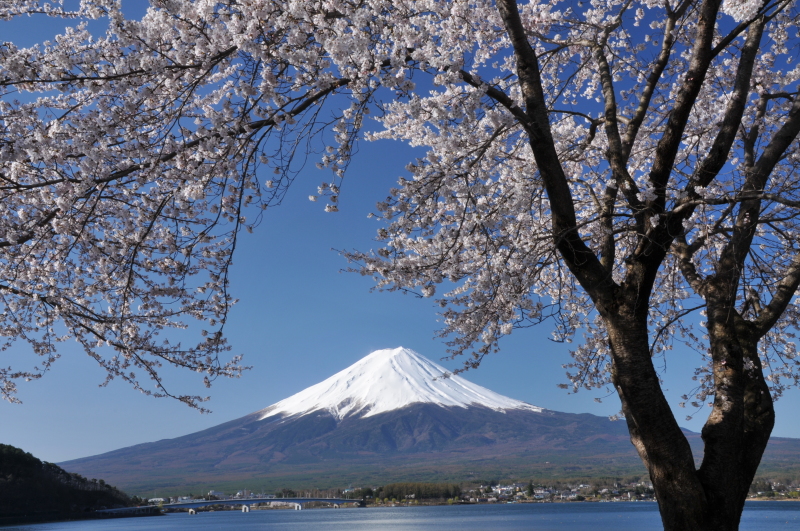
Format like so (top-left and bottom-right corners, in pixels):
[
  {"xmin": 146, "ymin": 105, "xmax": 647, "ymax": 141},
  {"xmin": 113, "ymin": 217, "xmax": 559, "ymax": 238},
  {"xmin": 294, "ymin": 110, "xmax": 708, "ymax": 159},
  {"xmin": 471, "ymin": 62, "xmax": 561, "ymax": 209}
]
[{"xmin": 602, "ymin": 293, "xmax": 775, "ymax": 530}]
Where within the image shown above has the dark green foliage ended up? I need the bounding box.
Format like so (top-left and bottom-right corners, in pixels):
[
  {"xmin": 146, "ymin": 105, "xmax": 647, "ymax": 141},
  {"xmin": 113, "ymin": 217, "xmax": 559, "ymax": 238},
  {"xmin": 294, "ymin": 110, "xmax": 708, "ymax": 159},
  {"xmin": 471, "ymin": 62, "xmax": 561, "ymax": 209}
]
[
  {"xmin": 0, "ymin": 444, "xmax": 131, "ymax": 518},
  {"xmin": 377, "ymin": 482, "xmax": 461, "ymax": 500},
  {"xmin": 351, "ymin": 487, "xmax": 373, "ymax": 498},
  {"xmin": 749, "ymin": 479, "xmax": 774, "ymax": 494}
]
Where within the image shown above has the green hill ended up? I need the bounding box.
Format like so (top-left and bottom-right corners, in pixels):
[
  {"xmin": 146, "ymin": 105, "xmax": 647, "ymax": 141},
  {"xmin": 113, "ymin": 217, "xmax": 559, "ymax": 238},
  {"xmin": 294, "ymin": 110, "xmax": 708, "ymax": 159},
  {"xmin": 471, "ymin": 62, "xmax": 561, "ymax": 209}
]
[{"xmin": 0, "ymin": 444, "xmax": 132, "ymax": 524}]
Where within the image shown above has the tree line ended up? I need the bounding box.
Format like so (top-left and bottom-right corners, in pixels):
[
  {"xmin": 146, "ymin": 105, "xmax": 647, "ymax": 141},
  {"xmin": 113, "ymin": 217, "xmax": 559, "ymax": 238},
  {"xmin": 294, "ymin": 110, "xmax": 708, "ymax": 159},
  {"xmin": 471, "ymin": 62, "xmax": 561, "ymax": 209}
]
[
  {"xmin": 377, "ymin": 482, "xmax": 462, "ymax": 500},
  {"xmin": 0, "ymin": 444, "xmax": 131, "ymax": 518}
]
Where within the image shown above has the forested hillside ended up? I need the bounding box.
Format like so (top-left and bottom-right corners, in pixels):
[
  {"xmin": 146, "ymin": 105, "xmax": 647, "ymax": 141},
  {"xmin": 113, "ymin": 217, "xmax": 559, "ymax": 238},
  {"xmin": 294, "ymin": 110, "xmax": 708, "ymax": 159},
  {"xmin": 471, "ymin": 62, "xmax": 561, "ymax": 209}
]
[{"xmin": 0, "ymin": 444, "xmax": 131, "ymax": 521}]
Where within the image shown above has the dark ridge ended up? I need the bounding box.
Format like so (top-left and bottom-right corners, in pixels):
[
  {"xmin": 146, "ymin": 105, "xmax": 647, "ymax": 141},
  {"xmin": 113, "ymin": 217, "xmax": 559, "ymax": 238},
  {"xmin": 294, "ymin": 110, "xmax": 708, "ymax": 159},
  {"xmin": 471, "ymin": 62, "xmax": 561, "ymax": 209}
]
[{"xmin": 0, "ymin": 443, "xmax": 132, "ymax": 523}]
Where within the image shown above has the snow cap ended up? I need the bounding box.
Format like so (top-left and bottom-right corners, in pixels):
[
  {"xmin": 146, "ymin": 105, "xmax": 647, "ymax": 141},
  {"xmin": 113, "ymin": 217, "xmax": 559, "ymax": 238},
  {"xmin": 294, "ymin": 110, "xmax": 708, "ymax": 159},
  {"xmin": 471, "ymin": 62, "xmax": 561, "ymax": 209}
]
[{"xmin": 257, "ymin": 346, "xmax": 541, "ymax": 421}]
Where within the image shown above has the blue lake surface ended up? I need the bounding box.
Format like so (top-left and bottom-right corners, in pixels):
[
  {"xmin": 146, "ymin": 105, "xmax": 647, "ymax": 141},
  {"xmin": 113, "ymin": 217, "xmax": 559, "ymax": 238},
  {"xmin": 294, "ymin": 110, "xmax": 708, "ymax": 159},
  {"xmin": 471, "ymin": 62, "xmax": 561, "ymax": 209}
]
[{"xmin": 3, "ymin": 502, "xmax": 799, "ymax": 530}]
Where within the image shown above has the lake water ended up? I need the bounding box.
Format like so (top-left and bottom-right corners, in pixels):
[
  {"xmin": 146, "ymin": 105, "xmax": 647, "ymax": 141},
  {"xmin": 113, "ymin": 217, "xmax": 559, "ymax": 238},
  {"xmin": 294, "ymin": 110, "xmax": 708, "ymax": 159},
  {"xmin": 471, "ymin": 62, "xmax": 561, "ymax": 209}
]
[{"xmin": 3, "ymin": 502, "xmax": 799, "ymax": 530}]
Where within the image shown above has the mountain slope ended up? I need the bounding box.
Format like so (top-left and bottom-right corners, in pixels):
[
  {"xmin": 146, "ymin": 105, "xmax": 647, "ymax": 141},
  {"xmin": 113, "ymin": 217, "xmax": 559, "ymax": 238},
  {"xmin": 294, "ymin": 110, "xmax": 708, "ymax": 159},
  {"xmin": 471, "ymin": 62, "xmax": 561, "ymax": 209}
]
[
  {"xmin": 61, "ymin": 404, "xmax": 643, "ymax": 493},
  {"xmin": 59, "ymin": 347, "xmax": 800, "ymax": 494}
]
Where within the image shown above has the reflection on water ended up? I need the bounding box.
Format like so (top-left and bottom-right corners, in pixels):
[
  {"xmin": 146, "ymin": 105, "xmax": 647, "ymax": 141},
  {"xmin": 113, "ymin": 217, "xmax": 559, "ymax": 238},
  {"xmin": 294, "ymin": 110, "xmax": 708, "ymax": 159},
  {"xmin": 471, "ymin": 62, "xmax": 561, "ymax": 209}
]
[{"xmin": 3, "ymin": 501, "xmax": 798, "ymax": 531}]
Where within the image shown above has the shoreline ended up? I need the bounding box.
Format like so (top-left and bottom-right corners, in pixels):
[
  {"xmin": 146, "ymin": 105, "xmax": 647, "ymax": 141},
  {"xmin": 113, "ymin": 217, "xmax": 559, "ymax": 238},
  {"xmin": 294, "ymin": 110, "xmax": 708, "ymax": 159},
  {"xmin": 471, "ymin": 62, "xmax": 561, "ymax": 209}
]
[
  {"xmin": 167, "ymin": 497, "xmax": 799, "ymax": 512},
  {"xmin": 0, "ymin": 511, "xmax": 161, "ymax": 528}
]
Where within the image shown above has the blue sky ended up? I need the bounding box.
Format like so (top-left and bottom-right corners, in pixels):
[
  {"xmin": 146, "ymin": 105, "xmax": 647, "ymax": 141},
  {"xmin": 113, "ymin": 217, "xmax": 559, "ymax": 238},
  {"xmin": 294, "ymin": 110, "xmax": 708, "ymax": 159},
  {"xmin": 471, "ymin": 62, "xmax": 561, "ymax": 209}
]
[
  {"xmin": 4, "ymin": 131, "xmax": 799, "ymax": 464},
  {"xmin": 1, "ymin": 6, "xmax": 799, "ymax": 466}
]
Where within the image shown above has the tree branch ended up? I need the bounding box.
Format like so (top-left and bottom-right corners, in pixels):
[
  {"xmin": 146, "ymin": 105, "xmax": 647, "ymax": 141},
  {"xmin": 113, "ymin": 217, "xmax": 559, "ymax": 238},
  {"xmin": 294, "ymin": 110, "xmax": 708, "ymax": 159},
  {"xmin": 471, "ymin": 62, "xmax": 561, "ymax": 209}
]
[
  {"xmin": 621, "ymin": 0, "xmax": 690, "ymax": 160},
  {"xmin": 495, "ymin": 0, "xmax": 613, "ymax": 300},
  {"xmin": 753, "ymin": 253, "xmax": 800, "ymax": 336}
]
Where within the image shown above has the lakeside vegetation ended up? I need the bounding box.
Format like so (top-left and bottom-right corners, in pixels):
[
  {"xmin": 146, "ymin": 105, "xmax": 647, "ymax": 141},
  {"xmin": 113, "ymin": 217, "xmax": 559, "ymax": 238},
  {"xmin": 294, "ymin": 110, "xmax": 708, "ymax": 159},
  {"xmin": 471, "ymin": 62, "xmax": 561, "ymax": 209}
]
[
  {"xmin": 153, "ymin": 475, "xmax": 800, "ymax": 511},
  {"xmin": 0, "ymin": 444, "xmax": 132, "ymax": 524},
  {"xmin": 377, "ymin": 483, "xmax": 462, "ymax": 501},
  {"xmin": 136, "ymin": 466, "xmax": 800, "ymax": 503}
]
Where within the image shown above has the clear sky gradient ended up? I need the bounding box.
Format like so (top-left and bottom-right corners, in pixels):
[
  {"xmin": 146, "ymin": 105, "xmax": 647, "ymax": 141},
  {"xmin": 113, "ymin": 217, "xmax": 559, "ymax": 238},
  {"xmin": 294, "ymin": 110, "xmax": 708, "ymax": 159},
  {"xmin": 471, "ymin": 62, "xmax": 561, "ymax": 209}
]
[{"xmin": 2, "ymin": 7, "xmax": 799, "ymax": 465}]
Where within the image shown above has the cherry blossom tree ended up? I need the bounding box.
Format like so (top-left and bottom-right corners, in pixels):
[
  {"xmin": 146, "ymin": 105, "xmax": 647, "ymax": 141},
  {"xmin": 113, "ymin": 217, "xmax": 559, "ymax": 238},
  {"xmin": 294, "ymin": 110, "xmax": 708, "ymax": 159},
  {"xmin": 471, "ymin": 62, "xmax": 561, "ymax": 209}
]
[
  {"xmin": 0, "ymin": 0, "xmax": 378, "ymax": 411},
  {"xmin": 1, "ymin": 0, "xmax": 798, "ymax": 528},
  {"xmin": 346, "ymin": 0, "xmax": 800, "ymax": 528}
]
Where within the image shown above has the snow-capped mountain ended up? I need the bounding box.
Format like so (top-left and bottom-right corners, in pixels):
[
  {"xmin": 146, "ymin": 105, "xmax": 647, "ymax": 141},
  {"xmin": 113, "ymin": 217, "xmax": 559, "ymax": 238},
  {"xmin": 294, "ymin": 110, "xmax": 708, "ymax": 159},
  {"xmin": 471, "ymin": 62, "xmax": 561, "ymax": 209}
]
[
  {"xmin": 59, "ymin": 346, "xmax": 800, "ymax": 494},
  {"xmin": 257, "ymin": 347, "xmax": 542, "ymax": 421}
]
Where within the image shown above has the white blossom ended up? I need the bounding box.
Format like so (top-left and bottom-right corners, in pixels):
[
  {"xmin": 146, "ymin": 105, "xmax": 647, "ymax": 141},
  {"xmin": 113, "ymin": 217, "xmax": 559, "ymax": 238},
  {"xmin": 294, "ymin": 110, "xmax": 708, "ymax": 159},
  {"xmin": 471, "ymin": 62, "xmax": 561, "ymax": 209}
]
[{"xmin": 0, "ymin": 0, "xmax": 797, "ymax": 425}]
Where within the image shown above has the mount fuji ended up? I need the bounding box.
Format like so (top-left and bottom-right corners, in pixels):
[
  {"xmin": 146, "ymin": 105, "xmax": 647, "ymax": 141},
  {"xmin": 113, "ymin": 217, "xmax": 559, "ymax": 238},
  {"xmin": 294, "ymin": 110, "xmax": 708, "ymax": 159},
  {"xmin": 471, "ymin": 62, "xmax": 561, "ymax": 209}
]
[
  {"xmin": 256, "ymin": 347, "xmax": 543, "ymax": 421},
  {"xmin": 60, "ymin": 347, "xmax": 800, "ymax": 493}
]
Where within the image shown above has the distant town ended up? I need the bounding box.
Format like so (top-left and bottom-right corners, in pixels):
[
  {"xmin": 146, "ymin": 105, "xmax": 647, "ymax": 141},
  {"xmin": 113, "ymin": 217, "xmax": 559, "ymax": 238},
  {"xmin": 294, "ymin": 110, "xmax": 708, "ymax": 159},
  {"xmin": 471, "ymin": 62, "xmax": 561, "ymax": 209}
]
[{"xmin": 140, "ymin": 478, "xmax": 800, "ymax": 510}]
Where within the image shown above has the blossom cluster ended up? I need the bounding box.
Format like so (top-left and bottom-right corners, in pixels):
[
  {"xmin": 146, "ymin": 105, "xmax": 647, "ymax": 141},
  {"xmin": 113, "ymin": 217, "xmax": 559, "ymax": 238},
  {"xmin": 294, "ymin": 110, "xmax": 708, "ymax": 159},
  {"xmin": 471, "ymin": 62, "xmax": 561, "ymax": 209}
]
[
  {"xmin": 342, "ymin": 0, "xmax": 800, "ymax": 410},
  {"xmin": 1, "ymin": 0, "xmax": 799, "ymax": 416}
]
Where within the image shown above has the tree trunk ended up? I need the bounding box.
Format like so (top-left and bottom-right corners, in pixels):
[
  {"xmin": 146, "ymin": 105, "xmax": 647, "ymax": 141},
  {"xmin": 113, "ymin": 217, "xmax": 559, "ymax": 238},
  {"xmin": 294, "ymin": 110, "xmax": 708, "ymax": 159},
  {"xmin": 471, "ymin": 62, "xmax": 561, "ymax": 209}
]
[
  {"xmin": 696, "ymin": 294, "xmax": 775, "ymax": 530},
  {"xmin": 604, "ymin": 297, "xmax": 774, "ymax": 531},
  {"xmin": 606, "ymin": 308, "xmax": 708, "ymax": 529}
]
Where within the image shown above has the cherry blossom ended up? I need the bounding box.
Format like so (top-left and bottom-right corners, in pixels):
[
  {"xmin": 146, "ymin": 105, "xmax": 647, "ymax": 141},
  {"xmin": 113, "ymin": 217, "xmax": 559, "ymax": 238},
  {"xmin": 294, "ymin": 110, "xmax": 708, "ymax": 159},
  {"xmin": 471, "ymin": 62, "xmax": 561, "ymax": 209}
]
[{"xmin": 1, "ymin": 0, "xmax": 798, "ymax": 526}]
